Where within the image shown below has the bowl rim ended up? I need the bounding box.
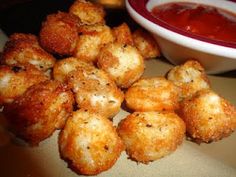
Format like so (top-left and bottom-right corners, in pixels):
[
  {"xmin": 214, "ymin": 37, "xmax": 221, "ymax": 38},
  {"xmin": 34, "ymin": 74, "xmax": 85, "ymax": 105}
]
[{"xmin": 126, "ymin": 0, "xmax": 236, "ymax": 49}]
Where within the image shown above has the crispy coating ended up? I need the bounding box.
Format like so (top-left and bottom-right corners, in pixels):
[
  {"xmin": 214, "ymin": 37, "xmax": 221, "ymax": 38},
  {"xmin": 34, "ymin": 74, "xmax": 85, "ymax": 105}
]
[
  {"xmin": 97, "ymin": 42, "xmax": 145, "ymax": 88},
  {"xmin": 98, "ymin": 0, "xmax": 125, "ymax": 8},
  {"xmin": 39, "ymin": 12, "xmax": 79, "ymax": 56},
  {"xmin": 166, "ymin": 60, "xmax": 210, "ymax": 100},
  {"xmin": 74, "ymin": 24, "xmax": 114, "ymax": 63},
  {"xmin": 1, "ymin": 33, "xmax": 56, "ymax": 72},
  {"xmin": 0, "ymin": 64, "xmax": 48, "ymax": 105},
  {"xmin": 69, "ymin": 0, "xmax": 105, "ymax": 25},
  {"xmin": 117, "ymin": 111, "xmax": 186, "ymax": 164},
  {"xmin": 125, "ymin": 77, "xmax": 180, "ymax": 112},
  {"xmin": 132, "ymin": 28, "xmax": 161, "ymax": 59},
  {"xmin": 53, "ymin": 57, "xmax": 92, "ymax": 82},
  {"xmin": 67, "ymin": 64, "xmax": 124, "ymax": 118},
  {"xmin": 112, "ymin": 23, "xmax": 133, "ymax": 45},
  {"xmin": 179, "ymin": 89, "xmax": 236, "ymax": 143},
  {"xmin": 59, "ymin": 109, "xmax": 124, "ymax": 175},
  {"xmin": 3, "ymin": 80, "xmax": 74, "ymax": 145}
]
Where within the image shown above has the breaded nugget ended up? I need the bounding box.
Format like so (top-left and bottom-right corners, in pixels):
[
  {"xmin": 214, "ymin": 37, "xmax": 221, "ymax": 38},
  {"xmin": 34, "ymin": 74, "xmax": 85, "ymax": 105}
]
[
  {"xmin": 59, "ymin": 109, "xmax": 124, "ymax": 175},
  {"xmin": 0, "ymin": 64, "xmax": 48, "ymax": 105},
  {"xmin": 3, "ymin": 80, "xmax": 74, "ymax": 145},
  {"xmin": 69, "ymin": 0, "xmax": 105, "ymax": 25},
  {"xmin": 179, "ymin": 89, "xmax": 236, "ymax": 143},
  {"xmin": 39, "ymin": 12, "xmax": 79, "ymax": 56},
  {"xmin": 99, "ymin": 0, "xmax": 125, "ymax": 8},
  {"xmin": 166, "ymin": 60, "xmax": 210, "ymax": 99},
  {"xmin": 125, "ymin": 77, "xmax": 180, "ymax": 111},
  {"xmin": 112, "ymin": 23, "xmax": 133, "ymax": 45},
  {"xmin": 53, "ymin": 57, "xmax": 92, "ymax": 82},
  {"xmin": 117, "ymin": 111, "xmax": 186, "ymax": 164},
  {"xmin": 132, "ymin": 28, "xmax": 161, "ymax": 59},
  {"xmin": 1, "ymin": 33, "xmax": 56, "ymax": 72},
  {"xmin": 67, "ymin": 64, "xmax": 124, "ymax": 118},
  {"xmin": 74, "ymin": 24, "xmax": 114, "ymax": 63},
  {"xmin": 97, "ymin": 42, "xmax": 145, "ymax": 88}
]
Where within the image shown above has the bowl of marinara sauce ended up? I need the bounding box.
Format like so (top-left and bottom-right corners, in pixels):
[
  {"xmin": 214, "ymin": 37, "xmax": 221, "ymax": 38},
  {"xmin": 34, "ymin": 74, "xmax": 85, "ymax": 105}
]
[{"xmin": 126, "ymin": 0, "xmax": 236, "ymax": 74}]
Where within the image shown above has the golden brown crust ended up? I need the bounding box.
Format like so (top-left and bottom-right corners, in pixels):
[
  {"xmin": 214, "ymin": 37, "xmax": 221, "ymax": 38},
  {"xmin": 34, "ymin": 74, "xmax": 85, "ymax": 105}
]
[
  {"xmin": 132, "ymin": 28, "xmax": 161, "ymax": 59},
  {"xmin": 166, "ymin": 60, "xmax": 210, "ymax": 100},
  {"xmin": 74, "ymin": 24, "xmax": 114, "ymax": 63},
  {"xmin": 59, "ymin": 109, "xmax": 124, "ymax": 175},
  {"xmin": 97, "ymin": 47, "xmax": 119, "ymax": 70},
  {"xmin": 179, "ymin": 89, "xmax": 236, "ymax": 143},
  {"xmin": 39, "ymin": 12, "xmax": 79, "ymax": 56},
  {"xmin": 117, "ymin": 111, "xmax": 186, "ymax": 164},
  {"xmin": 112, "ymin": 23, "xmax": 133, "ymax": 45},
  {"xmin": 3, "ymin": 80, "xmax": 74, "ymax": 145},
  {"xmin": 67, "ymin": 63, "xmax": 124, "ymax": 118},
  {"xmin": 69, "ymin": 0, "xmax": 106, "ymax": 25},
  {"xmin": 0, "ymin": 64, "xmax": 48, "ymax": 105},
  {"xmin": 97, "ymin": 42, "xmax": 145, "ymax": 88},
  {"xmin": 8, "ymin": 33, "xmax": 37, "ymax": 41},
  {"xmin": 1, "ymin": 33, "xmax": 56, "ymax": 72},
  {"xmin": 125, "ymin": 77, "xmax": 180, "ymax": 111},
  {"xmin": 53, "ymin": 57, "xmax": 92, "ymax": 82}
]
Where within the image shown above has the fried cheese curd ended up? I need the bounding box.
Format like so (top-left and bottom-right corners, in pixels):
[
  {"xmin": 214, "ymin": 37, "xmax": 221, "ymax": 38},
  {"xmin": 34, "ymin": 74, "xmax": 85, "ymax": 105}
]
[
  {"xmin": 117, "ymin": 111, "xmax": 185, "ymax": 164},
  {"xmin": 179, "ymin": 89, "xmax": 236, "ymax": 143},
  {"xmin": 1, "ymin": 33, "xmax": 56, "ymax": 73},
  {"xmin": 39, "ymin": 12, "xmax": 79, "ymax": 56},
  {"xmin": 166, "ymin": 60, "xmax": 210, "ymax": 100},
  {"xmin": 69, "ymin": 0, "xmax": 106, "ymax": 25},
  {"xmin": 67, "ymin": 64, "xmax": 124, "ymax": 118},
  {"xmin": 0, "ymin": 64, "xmax": 48, "ymax": 105},
  {"xmin": 125, "ymin": 77, "xmax": 180, "ymax": 112},
  {"xmin": 3, "ymin": 80, "xmax": 74, "ymax": 145},
  {"xmin": 74, "ymin": 24, "xmax": 114, "ymax": 63},
  {"xmin": 53, "ymin": 57, "xmax": 92, "ymax": 82},
  {"xmin": 59, "ymin": 109, "xmax": 124, "ymax": 175},
  {"xmin": 97, "ymin": 42, "xmax": 145, "ymax": 88},
  {"xmin": 112, "ymin": 23, "xmax": 133, "ymax": 45},
  {"xmin": 132, "ymin": 28, "xmax": 161, "ymax": 59}
]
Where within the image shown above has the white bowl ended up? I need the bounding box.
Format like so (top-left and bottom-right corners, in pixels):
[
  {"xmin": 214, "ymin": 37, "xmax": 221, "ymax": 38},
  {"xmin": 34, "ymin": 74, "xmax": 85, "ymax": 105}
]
[{"xmin": 126, "ymin": 0, "xmax": 236, "ymax": 74}]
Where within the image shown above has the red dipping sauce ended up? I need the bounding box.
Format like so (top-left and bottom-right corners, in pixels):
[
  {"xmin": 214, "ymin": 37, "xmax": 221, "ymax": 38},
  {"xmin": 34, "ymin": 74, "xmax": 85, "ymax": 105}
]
[{"xmin": 151, "ymin": 2, "xmax": 236, "ymax": 43}]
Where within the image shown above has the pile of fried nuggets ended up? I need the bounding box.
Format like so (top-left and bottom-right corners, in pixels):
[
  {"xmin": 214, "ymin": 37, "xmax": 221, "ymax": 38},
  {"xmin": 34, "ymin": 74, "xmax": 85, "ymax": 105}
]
[{"xmin": 0, "ymin": 0, "xmax": 236, "ymax": 175}]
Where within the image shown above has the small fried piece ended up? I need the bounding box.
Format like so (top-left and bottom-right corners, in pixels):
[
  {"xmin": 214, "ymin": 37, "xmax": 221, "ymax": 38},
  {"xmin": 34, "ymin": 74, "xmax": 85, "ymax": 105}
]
[
  {"xmin": 53, "ymin": 57, "xmax": 92, "ymax": 82},
  {"xmin": 39, "ymin": 12, "xmax": 79, "ymax": 56},
  {"xmin": 0, "ymin": 64, "xmax": 48, "ymax": 105},
  {"xmin": 132, "ymin": 28, "xmax": 160, "ymax": 59},
  {"xmin": 99, "ymin": 0, "xmax": 125, "ymax": 8},
  {"xmin": 69, "ymin": 0, "xmax": 105, "ymax": 25},
  {"xmin": 117, "ymin": 111, "xmax": 186, "ymax": 164},
  {"xmin": 97, "ymin": 42, "xmax": 145, "ymax": 88},
  {"xmin": 3, "ymin": 80, "xmax": 74, "ymax": 145},
  {"xmin": 1, "ymin": 33, "xmax": 56, "ymax": 72},
  {"xmin": 125, "ymin": 77, "xmax": 180, "ymax": 111},
  {"xmin": 74, "ymin": 24, "xmax": 114, "ymax": 63},
  {"xmin": 179, "ymin": 89, "xmax": 236, "ymax": 143},
  {"xmin": 166, "ymin": 60, "xmax": 210, "ymax": 100},
  {"xmin": 112, "ymin": 23, "xmax": 133, "ymax": 45},
  {"xmin": 68, "ymin": 64, "xmax": 124, "ymax": 118},
  {"xmin": 59, "ymin": 109, "xmax": 124, "ymax": 175}
]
